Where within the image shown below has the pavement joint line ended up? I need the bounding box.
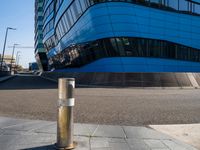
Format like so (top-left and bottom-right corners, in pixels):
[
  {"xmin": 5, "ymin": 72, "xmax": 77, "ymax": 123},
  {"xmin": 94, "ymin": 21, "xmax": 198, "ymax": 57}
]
[
  {"xmin": 28, "ymin": 120, "xmax": 55, "ymax": 132},
  {"xmin": 124, "ymin": 138, "xmax": 134, "ymax": 150},
  {"xmin": 14, "ymin": 123, "xmax": 142, "ymax": 139},
  {"xmin": 0, "ymin": 121, "xmax": 31, "ymax": 130},
  {"xmin": 122, "ymin": 126, "xmax": 128, "ymax": 139},
  {"xmin": 142, "ymin": 139, "xmax": 153, "ymax": 150},
  {"xmin": 0, "ymin": 120, "xmax": 45, "ymax": 130},
  {"xmin": 89, "ymin": 136, "xmax": 92, "ymax": 150},
  {"xmin": 91, "ymin": 124, "xmax": 99, "ymax": 137},
  {"xmin": 27, "ymin": 122, "xmax": 55, "ymax": 133},
  {"xmin": 161, "ymin": 139, "xmax": 172, "ymax": 150},
  {"xmin": 0, "ymin": 120, "xmax": 55, "ymax": 135},
  {"xmin": 2, "ymin": 131, "xmax": 39, "ymax": 136},
  {"xmin": 33, "ymin": 122, "xmax": 56, "ymax": 133},
  {"xmin": 33, "ymin": 131, "xmax": 55, "ymax": 135}
]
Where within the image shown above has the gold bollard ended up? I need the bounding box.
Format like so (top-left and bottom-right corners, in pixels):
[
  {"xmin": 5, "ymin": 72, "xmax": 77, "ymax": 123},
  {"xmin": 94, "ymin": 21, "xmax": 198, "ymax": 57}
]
[{"xmin": 56, "ymin": 78, "xmax": 77, "ymax": 150}]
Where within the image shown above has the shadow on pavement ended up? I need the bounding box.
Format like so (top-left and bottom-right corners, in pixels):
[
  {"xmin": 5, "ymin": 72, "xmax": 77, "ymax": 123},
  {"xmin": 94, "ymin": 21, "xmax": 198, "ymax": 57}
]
[
  {"xmin": 22, "ymin": 144, "xmax": 55, "ymax": 150},
  {"xmin": 0, "ymin": 75, "xmax": 57, "ymax": 90}
]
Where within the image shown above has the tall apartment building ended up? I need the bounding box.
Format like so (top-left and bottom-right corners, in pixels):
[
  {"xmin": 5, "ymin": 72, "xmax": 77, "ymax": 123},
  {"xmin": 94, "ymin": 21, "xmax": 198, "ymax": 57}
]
[{"xmin": 34, "ymin": 0, "xmax": 48, "ymax": 71}]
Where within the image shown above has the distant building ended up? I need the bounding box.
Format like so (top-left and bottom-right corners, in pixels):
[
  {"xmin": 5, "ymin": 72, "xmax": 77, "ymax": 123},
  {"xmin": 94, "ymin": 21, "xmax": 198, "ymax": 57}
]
[
  {"xmin": 35, "ymin": 0, "xmax": 200, "ymax": 72},
  {"xmin": 0, "ymin": 62, "xmax": 9, "ymax": 72},
  {"xmin": 34, "ymin": 0, "xmax": 48, "ymax": 71},
  {"xmin": 0, "ymin": 55, "xmax": 15, "ymax": 71},
  {"xmin": 3, "ymin": 55, "xmax": 15, "ymax": 66}
]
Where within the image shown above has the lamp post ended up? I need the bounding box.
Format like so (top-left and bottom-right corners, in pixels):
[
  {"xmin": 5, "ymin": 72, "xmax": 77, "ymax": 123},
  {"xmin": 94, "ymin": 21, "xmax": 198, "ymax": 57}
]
[
  {"xmin": 16, "ymin": 54, "xmax": 21, "ymax": 72},
  {"xmin": 15, "ymin": 55, "xmax": 20, "ymax": 71},
  {"xmin": 10, "ymin": 44, "xmax": 19, "ymax": 73},
  {"xmin": 16, "ymin": 51, "xmax": 21, "ymax": 65},
  {"xmin": 15, "ymin": 51, "xmax": 21, "ymax": 72},
  {"xmin": 0, "ymin": 27, "xmax": 16, "ymax": 71},
  {"xmin": 15, "ymin": 51, "xmax": 21, "ymax": 65}
]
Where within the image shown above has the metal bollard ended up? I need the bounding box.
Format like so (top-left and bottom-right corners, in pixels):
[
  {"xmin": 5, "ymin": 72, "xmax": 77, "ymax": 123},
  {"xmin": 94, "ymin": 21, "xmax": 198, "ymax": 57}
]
[{"xmin": 56, "ymin": 78, "xmax": 77, "ymax": 150}]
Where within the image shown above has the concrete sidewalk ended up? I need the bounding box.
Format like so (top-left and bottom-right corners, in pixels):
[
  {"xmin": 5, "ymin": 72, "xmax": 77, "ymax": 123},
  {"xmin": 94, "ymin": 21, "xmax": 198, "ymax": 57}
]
[
  {"xmin": 0, "ymin": 117, "xmax": 198, "ymax": 150},
  {"xmin": 151, "ymin": 124, "xmax": 200, "ymax": 150}
]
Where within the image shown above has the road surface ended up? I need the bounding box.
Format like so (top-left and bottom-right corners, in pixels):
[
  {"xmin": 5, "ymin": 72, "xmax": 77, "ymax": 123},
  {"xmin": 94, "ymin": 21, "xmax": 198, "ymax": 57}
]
[{"xmin": 0, "ymin": 74, "xmax": 200, "ymax": 126}]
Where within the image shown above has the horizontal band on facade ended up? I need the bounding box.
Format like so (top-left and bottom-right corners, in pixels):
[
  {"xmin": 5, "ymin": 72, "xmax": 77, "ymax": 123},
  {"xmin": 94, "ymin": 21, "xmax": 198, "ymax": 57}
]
[{"xmin": 49, "ymin": 37, "xmax": 200, "ymax": 70}]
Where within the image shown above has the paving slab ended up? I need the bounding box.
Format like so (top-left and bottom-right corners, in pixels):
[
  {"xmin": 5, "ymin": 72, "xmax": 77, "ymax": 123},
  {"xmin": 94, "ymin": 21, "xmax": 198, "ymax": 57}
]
[
  {"xmin": 162, "ymin": 140, "xmax": 189, "ymax": 150},
  {"xmin": 35, "ymin": 122, "xmax": 56, "ymax": 134},
  {"xmin": 93, "ymin": 125, "xmax": 126, "ymax": 138},
  {"xmin": 0, "ymin": 117, "xmax": 198, "ymax": 150},
  {"xmin": 74, "ymin": 123, "xmax": 98, "ymax": 137},
  {"xmin": 126, "ymin": 139, "xmax": 150, "ymax": 150},
  {"xmin": 123, "ymin": 126, "xmax": 171, "ymax": 140},
  {"xmin": 150, "ymin": 124, "xmax": 200, "ymax": 150},
  {"xmin": 0, "ymin": 116, "xmax": 29, "ymax": 129},
  {"xmin": 74, "ymin": 136, "xmax": 90, "ymax": 150},
  {"xmin": 144, "ymin": 139, "xmax": 167, "ymax": 149}
]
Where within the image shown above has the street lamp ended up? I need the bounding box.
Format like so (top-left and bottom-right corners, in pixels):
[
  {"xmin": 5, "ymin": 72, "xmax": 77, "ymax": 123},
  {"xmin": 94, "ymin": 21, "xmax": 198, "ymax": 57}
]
[
  {"xmin": 15, "ymin": 51, "xmax": 21, "ymax": 72},
  {"xmin": 15, "ymin": 51, "xmax": 21, "ymax": 64},
  {"xmin": 0, "ymin": 27, "xmax": 17, "ymax": 71},
  {"xmin": 16, "ymin": 55, "xmax": 20, "ymax": 66},
  {"xmin": 10, "ymin": 44, "xmax": 20, "ymax": 72},
  {"xmin": 15, "ymin": 55, "xmax": 21, "ymax": 72}
]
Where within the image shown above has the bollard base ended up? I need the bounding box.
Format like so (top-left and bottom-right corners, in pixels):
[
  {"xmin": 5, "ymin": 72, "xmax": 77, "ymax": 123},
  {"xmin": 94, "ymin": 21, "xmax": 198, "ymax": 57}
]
[{"xmin": 55, "ymin": 142, "xmax": 77, "ymax": 150}]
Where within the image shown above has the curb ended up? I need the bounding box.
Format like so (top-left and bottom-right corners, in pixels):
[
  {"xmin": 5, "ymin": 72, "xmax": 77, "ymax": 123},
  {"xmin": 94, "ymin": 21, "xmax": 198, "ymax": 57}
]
[
  {"xmin": 40, "ymin": 75, "xmax": 198, "ymax": 89},
  {"xmin": 40, "ymin": 75, "xmax": 57, "ymax": 83},
  {"xmin": 0, "ymin": 75, "xmax": 16, "ymax": 83}
]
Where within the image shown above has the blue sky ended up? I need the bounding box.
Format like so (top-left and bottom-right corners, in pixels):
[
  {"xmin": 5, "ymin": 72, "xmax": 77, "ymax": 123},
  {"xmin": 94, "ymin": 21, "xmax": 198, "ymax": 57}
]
[{"xmin": 0, "ymin": 0, "xmax": 35, "ymax": 68}]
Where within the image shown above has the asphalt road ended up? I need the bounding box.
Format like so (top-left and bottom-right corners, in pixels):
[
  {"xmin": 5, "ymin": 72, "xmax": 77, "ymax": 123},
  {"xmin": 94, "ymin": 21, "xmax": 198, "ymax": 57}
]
[{"xmin": 0, "ymin": 74, "xmax": 200, "ymax": 126}]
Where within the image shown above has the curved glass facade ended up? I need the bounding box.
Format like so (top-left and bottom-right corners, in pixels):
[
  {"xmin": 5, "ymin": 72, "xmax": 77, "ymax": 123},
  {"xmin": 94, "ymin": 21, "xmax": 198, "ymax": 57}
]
[
  {"xmin": 44, "ymin": 0, "xmax": 200, "ymax": 52},
  {"xmin": 35, "ymin": 0, "xmax": 200, "ymax": 72}
]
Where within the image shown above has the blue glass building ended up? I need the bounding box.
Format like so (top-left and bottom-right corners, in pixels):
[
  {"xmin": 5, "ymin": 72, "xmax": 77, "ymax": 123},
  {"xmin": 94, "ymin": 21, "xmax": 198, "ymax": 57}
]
[{"xmin": 37, "ymin": 0, "xmax": 200, "ymax": 72}]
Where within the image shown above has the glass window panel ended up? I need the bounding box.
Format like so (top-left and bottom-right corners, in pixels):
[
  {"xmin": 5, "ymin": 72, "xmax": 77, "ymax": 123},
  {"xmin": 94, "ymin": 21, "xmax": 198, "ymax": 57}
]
[
  {"xmin": 168, "ymin": 0, "xmax": 179, "ymax": 10},
  {"xmin": 74, "ymin": 0, "xmax": 83, "ymax": 18},
  {"xmin": 66, "ymin": 10, "xmax": 73, "ymax": 27},
  {"xmin": 194, "ymin": 4, "xmax": 200, "ymax": 14},
  {"xmin": 116, "ymin": 38, "xmax": 126, "ymax": 56},
  {"xmin": 85, "ymin": 0, "xmax": 91, "ymax": 8},
  {"xmin": 61, "ymin": 19, "xmax": 67, "ymax": 33},
  {"xmin": 79, "ymin": 0, "xmax": 87, "ymax": 12},
  {"xmin": 63, "ymin": 14, "xmax": 70, "ymax": 30},
  {"xmin": 179, "ymin": 0, "xmax": 188, "ymax": 11},
  {"xmin": 122, "ymin": 38, "xmax": 134, "ymax": 56},
  {"xmin": 69, "ymin": 7, "xmax": 76, "ymax": 24},
  {"xmin": 150, "ymin": 0, "xmax": 160, "ymax": 3}
]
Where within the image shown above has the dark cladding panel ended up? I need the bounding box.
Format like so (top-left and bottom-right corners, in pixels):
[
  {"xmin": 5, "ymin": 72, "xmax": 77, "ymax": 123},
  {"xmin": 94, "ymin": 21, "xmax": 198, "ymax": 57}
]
[
  {"xmin": 160, "ymin": 73, "xmax": 179, "ymax": 87},
  {"xmin": 141, "ymin": 73, "xmax": 162, "ymax": 87},
  {"xmin": 124, "ymin": 73, "xmax": 143, "ymax": 87}
]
